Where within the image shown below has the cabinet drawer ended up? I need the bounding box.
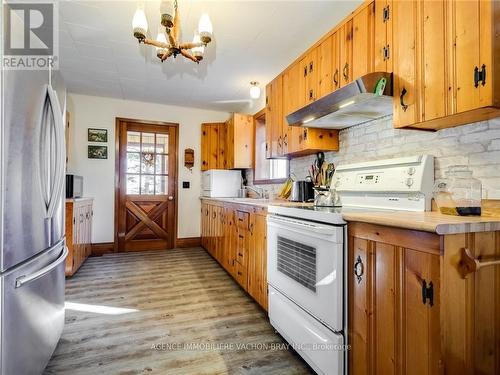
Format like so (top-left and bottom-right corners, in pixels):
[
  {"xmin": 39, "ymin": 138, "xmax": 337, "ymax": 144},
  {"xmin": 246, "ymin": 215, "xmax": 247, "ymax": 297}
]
[
  {"xmin": 235, "ymin": 262, "xmax": 247, "ymax": 290},
  {"xmin": 236, "ymin": 211, "xmax": 249, "ymax": 230}
]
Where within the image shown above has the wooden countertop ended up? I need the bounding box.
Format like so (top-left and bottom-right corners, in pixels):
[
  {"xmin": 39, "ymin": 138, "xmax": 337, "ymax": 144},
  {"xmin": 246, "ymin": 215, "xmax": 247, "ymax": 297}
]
[{"xmin": 200, "ymin": 197, "xmax": 500, "ymax": 235}]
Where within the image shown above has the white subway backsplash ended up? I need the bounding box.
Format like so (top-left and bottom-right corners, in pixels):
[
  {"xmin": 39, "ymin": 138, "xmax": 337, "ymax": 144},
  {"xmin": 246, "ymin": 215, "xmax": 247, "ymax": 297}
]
[{"xmin": 252, "ymin": 116, "xmax": 500, "ymax": 199}]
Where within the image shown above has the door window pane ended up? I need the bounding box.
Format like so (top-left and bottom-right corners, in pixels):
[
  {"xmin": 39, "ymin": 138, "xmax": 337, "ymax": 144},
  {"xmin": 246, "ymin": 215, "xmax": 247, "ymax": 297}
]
[
  {"xmin": 142, "ymin": 133, "xmax": 155, "ymax": 153},
  {"xmin": 127, "ymin": 132, "xmax": 141, "ymax": 152},
  {"xmin": 141, "ymin": 175, "xmax": 155, "ymax": 195},
  {"xmin": 126, "ymin": 174, "xmax": 139, "ymax": 194},
  {"xmin": 155, "ymin": 176, "xmax": 168, "ymax": 195},
  {"xmin": 126, "ymin": 153, "xmax": 140, "ymax": 173},
  {"xmin": 155, "ymin": 154, "xmax": 168, "ymax": 175},
  {"xmin": 156, "ymin": 134, "xmax": 168, "ymax": 154},
  {"xmin": 141, "ymin": 153, "xmax": 155, "ymax": 174}
]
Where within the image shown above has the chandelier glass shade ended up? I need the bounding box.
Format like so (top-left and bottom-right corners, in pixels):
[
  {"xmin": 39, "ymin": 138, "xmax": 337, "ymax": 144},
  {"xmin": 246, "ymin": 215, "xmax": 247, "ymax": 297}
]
[{"xmin": 132, "ymin": 0, "xmax": 213, "ymax": 64}]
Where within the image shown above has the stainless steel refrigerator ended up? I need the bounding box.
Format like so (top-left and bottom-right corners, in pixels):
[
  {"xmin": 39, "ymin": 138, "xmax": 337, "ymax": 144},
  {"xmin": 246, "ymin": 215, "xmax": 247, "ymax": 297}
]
[{"xmin": 0, "ymin": 63, "xmax": 68, "ymax": 373}]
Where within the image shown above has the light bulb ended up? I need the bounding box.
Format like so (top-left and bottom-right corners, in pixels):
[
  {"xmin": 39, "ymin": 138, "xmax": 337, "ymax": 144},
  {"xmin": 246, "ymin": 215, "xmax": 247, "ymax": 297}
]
[
  {"xmin": 198, "ymin": 14, "xmax": 213, "ymax": 44},
  {"xmin": 132, "ymin": 7, "xmax": 148, "ymax": 41},
  {"xmin": 155, "ymin": 32, "xmax": 168, "ymax": 58},
  {"xmin": 250, "ymin": 82, "xmax": 260, "ymax": 99},
  {"xmin": 192, "ymin": 33, "xmax": 204, "ymax": 61},
  {"xmin": 160, "ymin": 1, "xmax": 174, "ymax": 28}
]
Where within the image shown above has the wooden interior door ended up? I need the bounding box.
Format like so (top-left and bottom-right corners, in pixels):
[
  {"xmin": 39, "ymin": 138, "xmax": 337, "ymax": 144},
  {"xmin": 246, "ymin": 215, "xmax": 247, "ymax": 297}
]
[{"xmin": 116, "ymin": 118, "xmax": 178, "ymax": 252}]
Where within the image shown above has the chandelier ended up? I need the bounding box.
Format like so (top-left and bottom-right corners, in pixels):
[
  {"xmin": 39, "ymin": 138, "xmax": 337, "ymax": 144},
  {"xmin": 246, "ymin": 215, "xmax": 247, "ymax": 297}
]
[{"xmin": 132, "ymin": 0, "xmax": 213, "ymax": 63}]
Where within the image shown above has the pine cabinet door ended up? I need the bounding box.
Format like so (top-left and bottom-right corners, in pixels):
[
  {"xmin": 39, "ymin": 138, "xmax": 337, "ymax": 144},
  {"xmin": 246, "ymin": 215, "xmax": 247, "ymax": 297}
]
[
  {"xmin": 352, "ymin": 2, "xmax": 375, "ymax": 80},
  {"xmin": 317, "ymin": 35, "xmax": 333, "ymax": 99},
  {"xmin": 339, "ymin": 19, "xmax": 353, "ymax": 88}
]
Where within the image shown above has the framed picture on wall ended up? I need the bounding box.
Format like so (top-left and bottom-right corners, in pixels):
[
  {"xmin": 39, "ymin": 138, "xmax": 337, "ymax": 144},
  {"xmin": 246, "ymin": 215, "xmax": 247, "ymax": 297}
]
[
  {"xmin": 88, "ymin": 128, "xmax": 108, "ymax": 143},
  {"xmin": 88, "ymin": 145, "xmax": 108, "ymax": 159}
]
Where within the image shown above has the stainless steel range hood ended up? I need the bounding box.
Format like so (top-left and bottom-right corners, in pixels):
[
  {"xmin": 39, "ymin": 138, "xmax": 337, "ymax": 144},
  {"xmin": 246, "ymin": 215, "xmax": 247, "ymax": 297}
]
[{"xmin": 286, "ymin": 72, "xmax": 393, "ymax": 129}]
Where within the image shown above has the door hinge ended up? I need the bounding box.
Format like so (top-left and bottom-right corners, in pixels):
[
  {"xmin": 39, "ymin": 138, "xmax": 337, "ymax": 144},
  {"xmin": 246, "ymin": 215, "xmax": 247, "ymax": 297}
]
[
  {"xmin": 383, "ymin": 45, "xmax": 390, "ymax": 61},
  {"xmin": 383, "ymin": 5, "xmax": 390, "ymax": 22},
  {"xmin": 474, "ymin": 64, "xmax": 486, "ymax": 88},
  {"xmin": 421, "ymin": 279, "xmax": 434, "ymax": 306}
]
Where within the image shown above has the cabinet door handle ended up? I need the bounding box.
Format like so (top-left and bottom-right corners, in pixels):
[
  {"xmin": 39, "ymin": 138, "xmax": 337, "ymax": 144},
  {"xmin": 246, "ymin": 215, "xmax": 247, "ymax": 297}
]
[
  {"xmin": 309, "ymin": 61, "xmax": 314, "ymax": 73},
  {"xmin": 400, "ymin": 87, "xmax": 409, "ymax": 112},
  {"xmin": 238, "ymin": 252, "xmax": 243, "ymax": 257},
  {"xmin": 333, "ymin": 69, "xmax": 339, "ymax": 87},
  {"xmin": 283, "ymin": 134, "xmax": 288, "ymax": 147},
  {"xmin": 278, "ymin": 135, "xmax": 282, "ymax": 149},
  {"xmin": 304, "ymin": 66, "xmax": 308, "ymax": 77},
  {"xmin": 421, "ymin": 279, "xmax": 434, "ymax": 306},
  {"xmin": 354, "ymin": 255, "xmax": 364, "ymax": 284},
  {"xmin": 342, "ymin": 63, "xmax": 349, "ymax": 81},
  {"xmin": 309, "ymin": 89, "xmax": 314, "ymax": 101}
]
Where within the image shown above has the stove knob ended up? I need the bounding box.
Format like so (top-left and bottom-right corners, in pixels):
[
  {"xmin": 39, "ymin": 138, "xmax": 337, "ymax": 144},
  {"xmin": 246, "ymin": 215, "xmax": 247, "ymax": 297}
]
[
  {"xmin": 405, "ymin": 178, "xmax": 414, "ymax": 187},
  {"xmin": 407, "ymin": 167, "xmax": 416, "ymax": 175}
]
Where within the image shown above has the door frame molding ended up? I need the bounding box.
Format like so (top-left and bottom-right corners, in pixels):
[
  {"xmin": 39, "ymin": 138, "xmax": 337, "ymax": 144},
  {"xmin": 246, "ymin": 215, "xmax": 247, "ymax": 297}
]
[{"xmin": 114, "ymin": 117, "xmax": 179, "ymax": 252}]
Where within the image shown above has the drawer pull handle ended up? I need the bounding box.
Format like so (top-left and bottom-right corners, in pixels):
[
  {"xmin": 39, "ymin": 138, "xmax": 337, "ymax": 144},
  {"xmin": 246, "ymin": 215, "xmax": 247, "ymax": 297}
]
[
  {"xmin": 421, "ymin": 279, "xmax": 434, "ymax": 306},
  {"xmin": 400, "ymin": 87, "xmax": 408, "ymax": 112},
  {"xmin": 458, "ymin": 247, "xmax": 500, "ymax": 278}
]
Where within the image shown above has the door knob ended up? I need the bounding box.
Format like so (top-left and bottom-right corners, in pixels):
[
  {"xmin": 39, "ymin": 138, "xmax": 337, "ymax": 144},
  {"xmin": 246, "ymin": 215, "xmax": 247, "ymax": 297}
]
[{"xmin": 168, "ymin": 196, "xmax": 174, "ymax": 201}]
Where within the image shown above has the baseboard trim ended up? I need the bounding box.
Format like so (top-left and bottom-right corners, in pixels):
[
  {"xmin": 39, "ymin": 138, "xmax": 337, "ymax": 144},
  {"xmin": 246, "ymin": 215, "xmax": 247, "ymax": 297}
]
[
  {"xmin": 176, "ymin": 237, "xmax": 201, "ymax": 248},
  {"xmin": 91, "ymin": 242, "xmax": 115, "ymax": 256}
]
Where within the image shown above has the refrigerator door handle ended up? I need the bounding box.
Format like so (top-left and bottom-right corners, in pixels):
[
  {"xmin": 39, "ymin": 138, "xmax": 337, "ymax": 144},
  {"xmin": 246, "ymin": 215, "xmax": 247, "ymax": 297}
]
[
  {"xmin": 45, "ymin": 84, "xmax": 65, "ymax": 219},
  {"xmin": 15, "ymin": 240, "xmax": 67, "ymax": 288}
]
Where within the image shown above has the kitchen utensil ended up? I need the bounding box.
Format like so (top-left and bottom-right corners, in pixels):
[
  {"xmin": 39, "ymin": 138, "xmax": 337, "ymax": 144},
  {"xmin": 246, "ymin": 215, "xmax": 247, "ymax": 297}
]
[
  {"xmin": 290, "ymin": 179, "xmax": 314, "ymax": 202},
  {"xmin": 313, "ymin": 187, "xmax": 340, "ymax": 207}
]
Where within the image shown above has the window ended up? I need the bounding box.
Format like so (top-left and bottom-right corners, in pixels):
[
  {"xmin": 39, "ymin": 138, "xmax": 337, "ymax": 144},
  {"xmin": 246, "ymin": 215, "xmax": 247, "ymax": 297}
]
[
  {"xmin": 126, "ymin": 131, "xmax": 169, "ymax": 195},
  {"xmin": 253, "ymin": 113, "xmax": 289, "ymax": 183}
]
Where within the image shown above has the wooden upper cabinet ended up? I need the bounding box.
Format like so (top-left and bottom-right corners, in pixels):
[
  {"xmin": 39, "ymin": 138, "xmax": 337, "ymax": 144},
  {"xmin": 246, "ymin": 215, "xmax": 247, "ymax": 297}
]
[
  {"xmin": 452, "ymin": 0, "xmax": 496, "ymax": 114},
  {"xmin": 393, "ymin": 0, "xmax": 499, "ymax": 130},
  {"xmin": 374, "ymin": 0, "xmax": 393, "ymax": 73},
  {"xmin": 265, "ymin": 76, "xmax": 286, "ymax": 158},
  {"xmin": 392, "ymin": 0, "xmax": 420, "ymax": 128},
  {"xmin": 225, "ymin": 113, "xmax": 254, "ymax": 169},
  {"xmin": 339, "ymin": 19, "xmax": 353, "ymax": 88},
  {"xmin": 283, "ymin": 63, "xmax": 302, "ymax": 155},
  {"xmin": 201, "ymin": 122, "xmax": 225, "ymax": 171},
  {"xmin": 352, "ymin": 2, "xmax": 375, "ymax": 80},
  {"xmin": 317, "ymin": 35, "xmax": 335, "ymax": 98}
]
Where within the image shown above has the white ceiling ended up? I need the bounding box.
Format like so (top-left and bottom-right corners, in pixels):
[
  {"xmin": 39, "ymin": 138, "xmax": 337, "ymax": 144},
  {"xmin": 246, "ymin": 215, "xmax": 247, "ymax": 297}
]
[{"xmin": 58, "ymin": 1, "xmax": 362, "ymax": 113}]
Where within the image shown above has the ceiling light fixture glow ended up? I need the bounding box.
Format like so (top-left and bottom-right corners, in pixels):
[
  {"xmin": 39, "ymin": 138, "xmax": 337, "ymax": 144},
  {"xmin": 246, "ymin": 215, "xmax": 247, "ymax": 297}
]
[
  {"xmin": 132, "ymin": 7, "xmax": 148, "ymax": 41},
  {"xmin": 250, "ymin": 81, "xmax": 260, "ymax": 99}
]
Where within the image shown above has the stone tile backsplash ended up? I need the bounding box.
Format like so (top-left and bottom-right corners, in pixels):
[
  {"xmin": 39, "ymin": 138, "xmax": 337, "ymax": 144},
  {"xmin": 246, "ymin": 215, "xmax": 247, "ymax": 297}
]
[{"xmin": 252, "ymin": 116, "xmax": 500, "ymax": 199}]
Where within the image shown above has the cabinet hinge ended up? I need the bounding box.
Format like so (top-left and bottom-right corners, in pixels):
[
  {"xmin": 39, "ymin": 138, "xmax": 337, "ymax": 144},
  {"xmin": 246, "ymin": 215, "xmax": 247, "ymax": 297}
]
[
  {"xmin": 474, "ymin": 64, "xmax": 486, "ymax": 88},
  {"xmin": 421, "ymin": 279, "xmax": 434, "ymax": 307},
  {"xmin": 383, "ymin": 45, "xmax": 390, "ymax": 61},
  {"xmin": 383, "ymin": 5, "xmax": 390, "ymax": 22}
]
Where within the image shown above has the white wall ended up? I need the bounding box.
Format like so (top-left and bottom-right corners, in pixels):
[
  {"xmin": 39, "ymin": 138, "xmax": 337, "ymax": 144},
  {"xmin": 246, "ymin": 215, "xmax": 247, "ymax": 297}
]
[{"xmin": 66, "ymin": 93, "xmax": 228, "ymax": 243}]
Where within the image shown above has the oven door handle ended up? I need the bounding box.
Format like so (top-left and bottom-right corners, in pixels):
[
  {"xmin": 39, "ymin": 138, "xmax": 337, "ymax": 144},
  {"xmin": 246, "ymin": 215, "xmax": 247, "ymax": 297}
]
[{"xmin": 267, "ymin": 215, "xmax": 339, "ymax": 236}]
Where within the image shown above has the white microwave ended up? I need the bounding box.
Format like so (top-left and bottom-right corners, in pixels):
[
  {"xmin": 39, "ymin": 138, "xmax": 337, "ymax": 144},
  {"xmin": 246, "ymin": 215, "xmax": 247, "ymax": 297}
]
[{"xmin": 201, "ymin": 170, "xmax": 241, "ymax": 198}]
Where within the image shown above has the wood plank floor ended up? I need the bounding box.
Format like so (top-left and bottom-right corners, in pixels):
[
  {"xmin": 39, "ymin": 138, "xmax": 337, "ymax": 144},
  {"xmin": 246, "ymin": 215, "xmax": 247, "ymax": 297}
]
[{"xmin": 45, "ymin": 248, "xmax": 313, "ymax": 375}]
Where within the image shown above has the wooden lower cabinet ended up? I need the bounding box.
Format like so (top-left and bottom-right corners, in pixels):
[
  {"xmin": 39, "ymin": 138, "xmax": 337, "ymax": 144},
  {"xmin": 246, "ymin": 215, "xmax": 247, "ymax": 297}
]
[
  {"xmin": 348, "ymin": 222, "xmax": 442, "ymax": 375},
  {"xmin": 65, "ymin": 198, "xmax": 93, "ymax": 276},
  {"xmin": 201, "ymin": 200, "xmax": 268, "ymax": 310}
]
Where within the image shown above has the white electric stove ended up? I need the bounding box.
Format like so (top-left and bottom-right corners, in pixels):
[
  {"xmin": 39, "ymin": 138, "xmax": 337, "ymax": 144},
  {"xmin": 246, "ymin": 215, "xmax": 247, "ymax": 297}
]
[{"xmin": 267, "ymin": 155, "xmax": 434, "ymax": 375}]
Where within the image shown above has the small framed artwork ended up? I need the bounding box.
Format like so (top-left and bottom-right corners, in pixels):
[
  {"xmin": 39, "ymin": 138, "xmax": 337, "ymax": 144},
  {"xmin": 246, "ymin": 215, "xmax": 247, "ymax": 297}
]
[
  {"xmin": 88, "ymin": 145, "xmax": 108, "ymax": 159},
  {"xmin": 88, "ymin": 128, "xmax": 108, "ymax": 143}
]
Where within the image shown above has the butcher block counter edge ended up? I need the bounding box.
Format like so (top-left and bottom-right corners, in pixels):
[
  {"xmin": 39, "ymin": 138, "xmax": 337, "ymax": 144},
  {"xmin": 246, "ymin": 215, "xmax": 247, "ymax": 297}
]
[{"xmin": 200, "ymin": 197, "xmax": 500, "ymax": 235}]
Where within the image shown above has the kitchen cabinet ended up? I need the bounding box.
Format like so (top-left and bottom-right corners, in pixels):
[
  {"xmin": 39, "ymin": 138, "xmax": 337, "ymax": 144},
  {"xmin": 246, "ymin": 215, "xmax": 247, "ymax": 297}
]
[
  {"xmin": 265, "ymin": 75, "xmax": 286, "ymax": 158},
  {"xmin": 226, "ymin": 113, "xmax": 254, "ymax": 169},
  {"xmin": 374, "ymin": 0, "xmax": 393, "ymax": 73},
  {"xmin": 351, "ymin": 2, "xmax": 375, "ymax": 80},
  {"xmin": 301, "ymin": 48, "xmax": 319, "ymax": 104},
  {"xmin": 393, "ymin": 0, "xmax": 500, "ymax": 130},
  {"xmin": 247, "ymin": 210, "xmax": 268, "ymax": 310},
  {"xmin": 201, "ymin": 200, "xmax": 268, "ymax": 311},
  {"xmin": 348, "ymin": 222, "xmax": 442, "ymax": 375},
  {"xmin": 65, "ymin": 198, "xmax": 93, "ymax": 276},
  {"xmin": 317, "ymin": 31, "xmax": 341, "ymax": 98},
  {"xmin": 339, "ymin": 19, "xmax": 353, "ymax": 88},
  {"xmin": 201, "ymin": 122, "xmax": 226, "ymax": 170}
]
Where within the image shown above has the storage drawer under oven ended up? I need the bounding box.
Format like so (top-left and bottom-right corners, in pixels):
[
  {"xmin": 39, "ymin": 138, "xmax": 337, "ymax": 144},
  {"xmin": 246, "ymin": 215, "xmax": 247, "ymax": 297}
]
[
  {"xmin": 267, "ymin": 214, "xmax": 344, "ymax": 331},
  {"xmin": 269, "ymin": 286, "xmax": 344, "ymax": 375}
]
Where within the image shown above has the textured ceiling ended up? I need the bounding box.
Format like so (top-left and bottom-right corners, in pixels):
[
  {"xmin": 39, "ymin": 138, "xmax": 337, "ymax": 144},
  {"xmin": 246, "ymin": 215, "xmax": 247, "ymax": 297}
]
[{"xmin": 59, "ymin": 1, "xmax": 362, "ymax": 113}]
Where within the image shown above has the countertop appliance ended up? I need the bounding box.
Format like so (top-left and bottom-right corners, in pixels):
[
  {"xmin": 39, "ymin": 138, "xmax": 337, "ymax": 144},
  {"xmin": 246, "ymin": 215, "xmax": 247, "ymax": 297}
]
[
  {"xmin": 0, "ymin": 67, "xmax": 68, "ymax": 375},
  {"xmin": 286, "ymin": 72, "xmax": 393, "ymax": 129},
  {"xmin": 290, "ymin": 179, "xmax": 314, "ymax": 202},
  {"xmin": 267, "ymin": 155, "xmax": 434, "ymax": 375},
  {"xmin": 201, "ymin": 169, "xmax": 241, "ymax": 198},
  {"xmin": 66, "ymin": 174, "xmax": 84, "ymax": 198}
]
